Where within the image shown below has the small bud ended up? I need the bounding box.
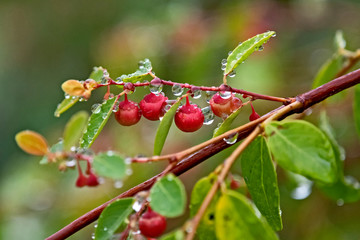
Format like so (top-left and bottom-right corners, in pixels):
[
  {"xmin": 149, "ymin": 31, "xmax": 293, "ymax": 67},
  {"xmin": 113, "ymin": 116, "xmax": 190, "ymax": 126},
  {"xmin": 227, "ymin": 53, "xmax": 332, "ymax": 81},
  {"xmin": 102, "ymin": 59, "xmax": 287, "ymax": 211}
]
[
  {"xmin": 84, "ymin": 79, "xmax": 98, "ymax": 90},
  {"xmin": 61, "ymin": 80, "xmax": 86, "ymax": 96},
  {"xmin": 15, "ymin": 130, "xmax": 49, "ymax": 156}
]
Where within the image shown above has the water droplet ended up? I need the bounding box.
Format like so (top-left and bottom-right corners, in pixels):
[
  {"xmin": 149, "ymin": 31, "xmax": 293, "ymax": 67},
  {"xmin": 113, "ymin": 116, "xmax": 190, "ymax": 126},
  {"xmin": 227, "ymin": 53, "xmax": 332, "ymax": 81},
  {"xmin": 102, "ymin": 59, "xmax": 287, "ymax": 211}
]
[
  {"xmin": 91, "ymin": 233, "xmax": 95, "ymax": 239},
  {"xmin": 223, "ymin": 133, "xmax": 238, "ymax": 145},
  {"xmin": 172, "ymin": 84, "xmax": 183, "ymax": 96},
  {"xmin": 79, "ymin": 97, "xmax": 85, "ymax": 102},
  {"xmin": 94, "ymin": 223, "xmax": 98, "ymax": 228},
  {"xmin": 221, "ymin": 59, "xmax": 227, "ymax": 64},
  {"xmin": 202, "ymin": 106, "xmax": 214, "ymax": 125},
  {"xmin": 80, "ymin": 139, "xmax": 84, "ymax": 144},
  {"xmin": 191, "ymin": 87, "xmax": 201, "ymax": 99},
  {"xmin": 220, "ymin": 91, "xmax": 232, "ymax": 99},
  {"xmin": 258, "ymin": 45, "xmax": 264, "ymax": 51},
  {"xmin": 205, "ymin": 91, "xmax": 216, "ymax": 103},
  {"xmin": 228, "ymin": 71, "xmax": 236, "ymax": 78},
  {"xmin": 221, "ymin": 64, "xmax": 226, "ymax": 71},
  {"xmin": 65, "ymin": 94, "xmax": 70, "ymax": 99},
  {"xmin": 132, "ymin": 191, "xmax": 148, "ymax": 212},
  {"xmin": 337, "ymin": 199, "xmax": 344, "ymax": 206},
  {"xmin": 71, "ymin": 96, "xmax": 77, "ymax": 100},
  {"xmin": 159, "ymin": 116, "xmax": 163, "ymax": 121},
  {"xmin": 126, "ymin": 168, "xmax": 133, "ymax": 176},
  {"xmin": 112, "ymin": 103, "xmax": 119, "ymax": 113},
  {"xmin": 164, "ymin": 104, "xmax": 171, "ymax": 112},
  {"xmin": 98, "ymin": 177, "xmax": 105, "ymax": 184},
  {"xmin": 65, "ymin": 160, "xmax": 76, "ymax": 167},
  {"xmin": 70, "ymin": 146, "xmax": 77, "ymax": 152},
  {"xmin": 228, "ymin": 51, "xmax": 233, "ymax": 56},
  {"xmin": 291, "ymin": 181, "xmax": 313, "ymax": 200},
  {"xmin": 91, "ymin": 104, "xmax": 101, "ymax": 114},
  {"xmin": 100, "ymin": 77, "xmax": 108, "ymax": 84},
  {"xmin": 272, "ymin": 33, "xmax": 277, "ymax": 37},
  {"xmin": 236, "ymin": 53, "xmax": 243, "ymax": 59},
  {"xmin": 125, "ymin": 157, "xmax": 132, "ymax": 165},
  {"xmin": 114, "ymin": 180, "xmax": 123, "ymax": 189},
  {"xmin": 103, "ymin": 227, "xmax": 108, "ymax": 231},
  {"xmin": 149, "ymin": 78, "xmax": 163, "ymax": 94}
]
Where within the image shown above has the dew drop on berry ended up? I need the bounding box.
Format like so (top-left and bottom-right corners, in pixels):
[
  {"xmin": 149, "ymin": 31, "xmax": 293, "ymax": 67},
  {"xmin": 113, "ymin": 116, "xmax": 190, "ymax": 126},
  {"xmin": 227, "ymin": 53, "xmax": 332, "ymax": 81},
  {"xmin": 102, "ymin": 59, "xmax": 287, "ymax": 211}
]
[
  {"xmin": 202, "ymin": 106, "xmax": 214, "ymax": 125},
  {"xmin": 91, "ymin": 103, "xmax": 101, "ymax": 114},
  {"xmin": 223, "ymin": 133, "xmax": 238, "ymax": 145},
  {"xmin": 172, "ymin": 84, "xmax": 183, "ymax": 96},
  {"xmin": 219, "ymin": 91, "xmax": 232, "ymax": 99},
  {"xmin": 114, "ymin": 180, "xmax": 123, "ymax": 189}
]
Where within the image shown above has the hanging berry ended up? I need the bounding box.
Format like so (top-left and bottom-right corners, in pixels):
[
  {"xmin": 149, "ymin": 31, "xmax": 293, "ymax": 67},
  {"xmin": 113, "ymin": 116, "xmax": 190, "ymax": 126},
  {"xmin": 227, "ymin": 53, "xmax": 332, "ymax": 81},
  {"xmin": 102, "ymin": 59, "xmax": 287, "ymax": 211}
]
[
  {"xmin": 115, "ymin": 94, "xmax": 142, "ymax": 126},
  {"xmin": 249, "ymin": 102, "xmax": 260, "ymax": 121},
  {"xmin": 210, "ymin": 92, "xmax": 242, "ymax": 119},
  {"xmin": 139, "ymin": 208, "xmax": 167, "ymax": 238},
  {"xmin": 175, "ymin": 96, "xmax": 204, "ymax": 132},
  {"xmin": 140, "ymin": 93, "xmax": 168, "ymax": 121}
]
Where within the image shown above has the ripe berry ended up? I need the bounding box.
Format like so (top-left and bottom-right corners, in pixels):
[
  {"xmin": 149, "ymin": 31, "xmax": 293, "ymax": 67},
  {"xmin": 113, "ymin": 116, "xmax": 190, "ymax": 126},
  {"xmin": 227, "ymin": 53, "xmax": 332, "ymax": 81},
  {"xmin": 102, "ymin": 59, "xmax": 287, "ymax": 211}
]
[
  {"xmin": 210, "ymin": 93, "xmax": 242, "ymax": 119},
  {"xmin": 76, "ymin": 174, "xmax": 88, "ymax": 187},
  {"xmin": 175, "ymin": 96, "xmax": 204, "ymax": 132},
  {"xmin": 87, "ymin": 172, "xmax": 99, "ymax": 187},
  {"xmin": 139, "ymin": 93, "xmax": 168, "ymax": 121},
  {"xmin": 139, "ymin": 208, "xmax": 167, "ymax": 238},
  {"xmin": 249, "ymin": 102, "xmax": 260, "ymax": 121},
  {"xmin": 115, "ymin": 94, "xmax": 141, "ymax": 126}
]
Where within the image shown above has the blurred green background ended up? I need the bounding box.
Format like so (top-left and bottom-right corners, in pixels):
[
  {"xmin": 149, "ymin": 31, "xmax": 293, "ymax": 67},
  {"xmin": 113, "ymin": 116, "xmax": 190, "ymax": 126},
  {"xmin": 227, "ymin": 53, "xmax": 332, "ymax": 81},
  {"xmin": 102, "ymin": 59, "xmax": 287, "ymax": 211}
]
[{"xmin": 1, "ymin": 0, "xmax": 360, "ymax": 239}]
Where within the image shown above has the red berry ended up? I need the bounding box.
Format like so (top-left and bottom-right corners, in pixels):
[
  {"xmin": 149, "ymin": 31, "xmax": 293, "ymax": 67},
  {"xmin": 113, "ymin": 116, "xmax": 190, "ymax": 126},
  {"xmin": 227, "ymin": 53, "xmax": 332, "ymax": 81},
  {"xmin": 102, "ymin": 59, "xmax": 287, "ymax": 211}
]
[
  {"xmin": 87, "ymin": 172, "xmax": 99, "ymax": 187},
  {"xmin": 139, "ymin": 93, "xmax": 168, "ymax": 121},
  {"xmin": 210, "ymin": 93, "xmax": 242, "ymax": 119},
  {"xmin": 115, "ymin": 94, "xmax": 141, "ymax": 126},
  {"xmin": 175, "ymin": 97, "xmax": 204, "ymax": 132},
  {"xmin": 139, "ymin": 208, "xmax": 167, "ymax": 238},
  {"xmin": 76, "ymin": 174, "xmax": 88, "ymax": 188},
  {"xmin": 230, "ymin": 178, "xmax": 241, "ymax": 190},
  {"xmin": 249, "ymin": 103, "xmax": 260, "ymax": 121}
]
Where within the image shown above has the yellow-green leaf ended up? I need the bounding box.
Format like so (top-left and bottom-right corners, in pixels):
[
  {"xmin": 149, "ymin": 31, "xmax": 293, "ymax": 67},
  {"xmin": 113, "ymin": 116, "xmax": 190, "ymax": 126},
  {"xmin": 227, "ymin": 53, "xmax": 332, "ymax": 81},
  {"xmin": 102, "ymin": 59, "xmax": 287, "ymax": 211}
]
[
  {"xmin": 54, "ymin": 97, "xmax": 79, "ymax": 117},
  {"xmin": 63, "ymin": 111, "xmax": 89, "ymax": 151}
]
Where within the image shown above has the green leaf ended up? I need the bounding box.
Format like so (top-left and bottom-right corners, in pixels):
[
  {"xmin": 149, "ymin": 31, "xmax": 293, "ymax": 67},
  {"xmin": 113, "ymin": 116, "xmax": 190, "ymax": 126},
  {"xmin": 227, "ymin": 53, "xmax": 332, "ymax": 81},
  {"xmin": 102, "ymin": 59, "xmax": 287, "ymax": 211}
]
[
  {"xmin": 312, "ymin": 54, "xmax": 344, "ymax": 89},
  {"xmin": 116, "ymin": 59, "xmax": 152, "ymax": 83},
  {"xmin": 154, "ymin": 97, "xmax": 182, "ymax": 155},
  {"xmin": 334, "ymin": 30, "xmax": 346, "ymax": 50},
  {"xmin": 213, "ymin": 106, "xmax": 242, "ymax": 137},
  {"xmin": 215, "ymin": 190, "xmax": 278, "ymax": 240},
  {"xmin": 240, "ymin": 136, "xmax": 282, "ymax": 231},
  {"xmin": 89, "ymin": 66, "xmax": 106, "ymax": 83},
  {"xmin": 63, "ymin": 111, "xmax": 89, "ymax": 151},
  {"xmin": 160, "ymin": 230, "xmax": 185, "ymax": 240},
  {"xmin": 317, "ymin": 111, "xmax": 360, "ymax": 203},
  {"xmin": 54, "ymin": 97, "xmax": 79, "ymax": 117},
  {"xmin": 354, "ymin": 84, "xmax": 360, "ymax": 138},
  {"xmin": 224, "ymin": 31, "xmax": 276, "ymax": 76},
  {"xmin": 40, "ymin": 140, "xmax": 64, "ymax": 164},
  {"xmin": 95, "ymin": 198, "xmax": 134, "ymax": 240},
  {"xmin": 149, "ymin": 174, "xmax": 186, "ymax": 218},
  {"xmin": 93, "ymin": 152, "xmax": 128, "ymax": 179},
  {"xmin": 190, "ymin": 173, "xmax": 220, "ymax": 240},
  {"xmin": 80, "ymin": 97, "xmax": 117, "ymax": 148},
  {"xmin": 265, "ymin": 120, "xmax": 337, "ymax": 183}
]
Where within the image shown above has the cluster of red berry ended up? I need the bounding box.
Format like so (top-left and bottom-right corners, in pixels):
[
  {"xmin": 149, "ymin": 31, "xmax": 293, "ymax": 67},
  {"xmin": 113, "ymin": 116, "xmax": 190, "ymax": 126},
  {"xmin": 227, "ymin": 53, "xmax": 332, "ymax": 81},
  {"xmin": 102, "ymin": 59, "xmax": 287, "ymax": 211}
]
[
  {"xmin": 114, "ymin": 79, "xmax": 260, "ymax": 132},
  {"xmin": 138, "ymin": 207, "xmax": 167, "ymax": 238}
]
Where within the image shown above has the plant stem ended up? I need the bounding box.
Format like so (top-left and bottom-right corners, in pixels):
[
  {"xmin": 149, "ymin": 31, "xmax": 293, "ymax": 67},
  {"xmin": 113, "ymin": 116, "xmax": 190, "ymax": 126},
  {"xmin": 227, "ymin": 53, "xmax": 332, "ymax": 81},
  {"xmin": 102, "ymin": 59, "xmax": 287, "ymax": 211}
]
[{"xmin": 46, "ymin": 68, "xmax": 360, "ymax": 240}]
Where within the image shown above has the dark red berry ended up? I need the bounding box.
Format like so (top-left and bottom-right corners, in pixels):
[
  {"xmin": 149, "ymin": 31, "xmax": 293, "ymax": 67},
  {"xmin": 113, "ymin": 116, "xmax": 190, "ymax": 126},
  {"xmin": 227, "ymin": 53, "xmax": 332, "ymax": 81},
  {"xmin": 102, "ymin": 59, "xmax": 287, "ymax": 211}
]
[
  {"xmin": 210, "ymin": 93, "xmax": 242, "ymax": 118},
  {"xmin": 76, "ymin": 174, "xmax": 88, "ymax": 187},
  {"xmin": 139, "ymin": 93, "xmax": 168, "ymax": 121},
  {"xmin": 139, "ymin": 208, "xmax": 167, "ymax": 238},
  {"xmin": 115, "ymin": 94, "xmax": 141, "ymax": 126},
  {"xmin": 87, "ymin": 172, "xmax": 99, "ymax": 187},
  {"xmin": 249, "ymin": 103, "xmax": 260, "ymax": 121},
  {"xmin": 175, "ymin": 97, "xmax": 204, "ymax": 132},
  {"xmin": 230, "ymin": 178, "xmax": 241, "ymax": 190}
]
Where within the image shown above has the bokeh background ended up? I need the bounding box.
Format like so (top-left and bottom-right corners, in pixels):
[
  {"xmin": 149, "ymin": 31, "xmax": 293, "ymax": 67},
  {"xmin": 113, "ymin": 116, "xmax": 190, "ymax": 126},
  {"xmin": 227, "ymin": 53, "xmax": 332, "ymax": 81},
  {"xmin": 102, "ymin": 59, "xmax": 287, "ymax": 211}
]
[{"xmin": 1, "ymin": 0, "xmax": 360, "ymax": 239}]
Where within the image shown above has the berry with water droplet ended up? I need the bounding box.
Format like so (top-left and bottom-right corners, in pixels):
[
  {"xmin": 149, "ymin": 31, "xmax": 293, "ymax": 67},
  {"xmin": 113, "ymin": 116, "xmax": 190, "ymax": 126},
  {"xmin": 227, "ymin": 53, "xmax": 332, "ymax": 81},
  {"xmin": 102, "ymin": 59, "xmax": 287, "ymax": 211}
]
[
  {"xmin": 139, "ymin": 208, "xmax": 167, "ymax": 238},
  {"xmin": 175, "ymin": 96, "xmax": 204, "ymax": 132},
  {"xmin": 249, "ymin": 103, "xmax": 260, "ymax": 121},
  {"xmin": 139, "ymin": 93, "xmax": 168, "ymax": 121},
  {"xmin": 115, "ymin": 94, "xmax": 141, "ymax": 126},
  {"xmin": 210, "ymin": 93, "xmax": 242, "ymax": 119}
]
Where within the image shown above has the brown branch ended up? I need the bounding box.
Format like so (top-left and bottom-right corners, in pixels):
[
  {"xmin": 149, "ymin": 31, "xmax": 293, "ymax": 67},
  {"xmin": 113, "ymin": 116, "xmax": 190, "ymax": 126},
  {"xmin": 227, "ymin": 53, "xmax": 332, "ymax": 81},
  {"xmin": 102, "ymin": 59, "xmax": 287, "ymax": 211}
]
[{"xmin": 46, "ymin": 68, "xmax": 360, "ymax": 240}]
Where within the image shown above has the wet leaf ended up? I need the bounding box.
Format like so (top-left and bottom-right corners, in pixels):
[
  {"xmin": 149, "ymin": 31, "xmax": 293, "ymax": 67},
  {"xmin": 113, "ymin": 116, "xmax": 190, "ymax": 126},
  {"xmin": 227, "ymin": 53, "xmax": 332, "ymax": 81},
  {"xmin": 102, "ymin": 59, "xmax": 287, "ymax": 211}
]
[
  {"xmin": 213, "ymin": 106, "xmax": 242, "ymax": 137},
  {"xmin": 15, "ymin": 130, "xmax": 48, "ymax": 156},
  {"xmin": 63, "ymin": 111, "xmax": 89, "ymax": 151},
  {"xmin": 116, "ymin": 58, "xmax": 152, "ymax": 83},
  {"xmin": 149, "ymin": 174, "xmax": 186, "ymax": 218},
  {"xmin": 240, "ymin": 136, "xmax": 282, "ymax": 231},
  {"xmin": 190, "ymin": 173, "xmax": 220, "ymax": 240},
  {"xmin": 225, "ymin": 31, "xmax": 276, "ymax": 76},
  {"xmin": 89, "ymin": 66, "xmax": 106, "ymax": 83},
  {"xmin": 154, "ymin": 97, "xmax": 182, "ymax": 155},
  {"xmin": 54, "ymin": 97, "xmax": 80, "ymax": 117},
  {"xmin": 265, "ymin": 120, "xmax": 337, "ymax": 183},
  {"xmin": 80, "ymin": 97, "xmax": 117, "ymax": 148},
  {"xmin": 95, "ymin": 198, "xmax": 134, "ymax": 240},
  {"xmin": 93, "ymin": 152, "xmax": 128, "ymax": 179},
  {"xmin": 215, "ymin": 190, "xmax": 278, "ymax": 240}
]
